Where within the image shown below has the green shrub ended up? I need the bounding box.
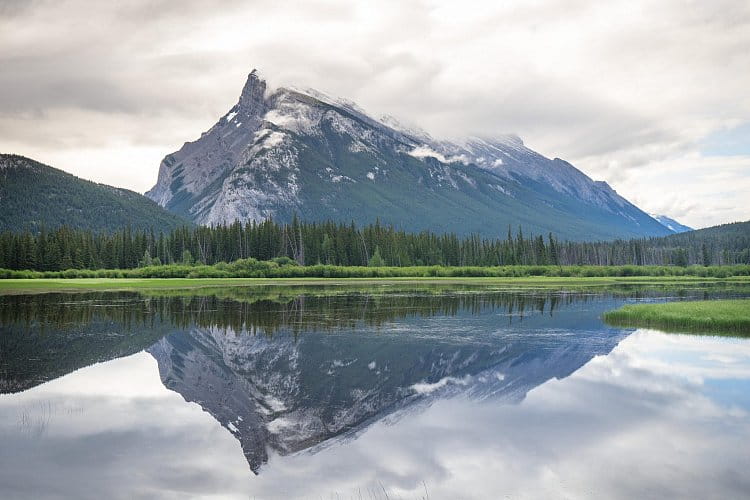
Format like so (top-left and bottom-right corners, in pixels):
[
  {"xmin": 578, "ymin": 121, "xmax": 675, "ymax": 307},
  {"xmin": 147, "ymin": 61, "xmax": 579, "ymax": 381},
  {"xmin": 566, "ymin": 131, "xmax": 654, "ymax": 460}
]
[{"xmin": 2, "ymin": 263, "xmax": 750, "ymax": 280}]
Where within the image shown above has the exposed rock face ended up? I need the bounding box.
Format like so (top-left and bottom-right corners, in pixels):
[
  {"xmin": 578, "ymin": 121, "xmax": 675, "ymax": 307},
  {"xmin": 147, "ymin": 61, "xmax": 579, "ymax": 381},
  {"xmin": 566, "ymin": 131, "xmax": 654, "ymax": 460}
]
[
  {"xmin": 146, "ymin": 69, "xmax": 671, "ymax": 240},
  {"xmin": 145, "ymin": 70, "xmax": 269, "ymax": 213}
]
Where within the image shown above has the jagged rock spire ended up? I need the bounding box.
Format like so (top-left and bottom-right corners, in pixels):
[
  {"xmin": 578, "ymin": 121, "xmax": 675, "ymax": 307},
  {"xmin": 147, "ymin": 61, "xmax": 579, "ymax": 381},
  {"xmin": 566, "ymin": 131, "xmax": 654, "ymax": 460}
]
[{"xmin": 239, "ymin": 69, "xmax": 267, "ymax": 111}]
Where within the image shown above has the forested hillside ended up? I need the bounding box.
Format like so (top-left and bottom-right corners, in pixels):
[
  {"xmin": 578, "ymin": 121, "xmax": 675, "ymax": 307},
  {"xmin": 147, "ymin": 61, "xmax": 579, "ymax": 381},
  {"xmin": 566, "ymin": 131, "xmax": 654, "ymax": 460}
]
[
  {"xmin": 0, "ymin": 155, "xmax": 190, "ymax": 233},
  {"xmin": 1, "ymin": 218, "xmax": 747, "ymax": 272},
  {"xmin": 648, "ymin": 221, "xmax": 750, "ymax": 256},
  {"xmin": 587, "ymin": 221, "xmax": 750, "ymax": 266}
]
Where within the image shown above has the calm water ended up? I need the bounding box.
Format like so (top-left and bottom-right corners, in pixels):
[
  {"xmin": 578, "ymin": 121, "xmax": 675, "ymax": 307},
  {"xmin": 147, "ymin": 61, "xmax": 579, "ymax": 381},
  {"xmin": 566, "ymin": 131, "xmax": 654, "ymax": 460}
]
[{"xmin": 1, "ymin": 284, "xmax": 749, "ymax": 499}]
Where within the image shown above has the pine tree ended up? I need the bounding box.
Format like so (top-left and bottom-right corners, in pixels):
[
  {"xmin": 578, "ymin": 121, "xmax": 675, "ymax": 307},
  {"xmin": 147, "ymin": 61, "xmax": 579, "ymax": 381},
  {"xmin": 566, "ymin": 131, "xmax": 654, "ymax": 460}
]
[
  {"xmin": 368, "ymin": 246, "xmax": 385, "ymax": 267},
  {"xmin": 140, "ymin": 249, "xmax": 153, "ymax": 267},
  {"xmin": 181, "ymin": 249, "xmax": 193, "ymax": 266}
]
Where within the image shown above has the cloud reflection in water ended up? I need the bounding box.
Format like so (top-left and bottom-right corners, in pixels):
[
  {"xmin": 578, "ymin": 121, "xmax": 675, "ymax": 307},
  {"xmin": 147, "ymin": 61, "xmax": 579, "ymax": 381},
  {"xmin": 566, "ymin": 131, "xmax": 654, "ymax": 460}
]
[
  {"xmin": 250, "ymin": 330, "xmax": 750, "ymax": 499},
  {"xmin": 1, "ymin": 289, "xmax": 749, "ymax": 499}
]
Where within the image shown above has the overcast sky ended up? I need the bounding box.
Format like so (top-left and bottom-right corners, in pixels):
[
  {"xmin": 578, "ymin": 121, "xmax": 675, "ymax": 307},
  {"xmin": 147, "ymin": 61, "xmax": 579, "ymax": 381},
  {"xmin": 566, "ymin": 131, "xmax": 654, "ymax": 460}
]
[{"xmin": 1, "ymin": 0, "xmax": 749, "ymax": 228}]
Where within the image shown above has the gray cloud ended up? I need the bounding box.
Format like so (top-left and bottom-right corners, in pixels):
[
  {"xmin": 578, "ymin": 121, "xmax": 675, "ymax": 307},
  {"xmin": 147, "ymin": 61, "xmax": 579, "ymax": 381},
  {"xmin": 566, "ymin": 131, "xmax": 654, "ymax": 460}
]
[{"xmin": 0, "ymin": 0, "xmax": 748, "ymax": 227}]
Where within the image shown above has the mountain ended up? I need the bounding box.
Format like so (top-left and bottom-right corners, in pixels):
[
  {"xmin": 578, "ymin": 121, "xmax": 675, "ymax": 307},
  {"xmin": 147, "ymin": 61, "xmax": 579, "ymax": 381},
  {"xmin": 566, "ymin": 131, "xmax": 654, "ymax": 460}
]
[
  {"xmin": 0, "ymin": 154, "xmax": 190, "ymax": 233},
  {"xmin": 650, "ymin": 214, "xmax": 692, "ymax": 233},
  {"xmin": 146, "ymin": 70, "xmax": 671, "ymax": 241}
]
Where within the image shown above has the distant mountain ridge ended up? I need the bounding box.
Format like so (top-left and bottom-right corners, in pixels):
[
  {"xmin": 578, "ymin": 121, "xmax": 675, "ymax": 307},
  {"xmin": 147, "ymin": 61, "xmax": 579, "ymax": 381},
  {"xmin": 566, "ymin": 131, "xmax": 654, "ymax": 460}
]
[
  {"xmin": 650, "ymin": 214, "xmax": 692, "ymax": 233},
  {"xmin": 146, "ymin": 69, "xmax": 671, "ymax": 241},
  {"xmin": 0, "ymin": 154, "xmax": 190, "ymax": 233}
]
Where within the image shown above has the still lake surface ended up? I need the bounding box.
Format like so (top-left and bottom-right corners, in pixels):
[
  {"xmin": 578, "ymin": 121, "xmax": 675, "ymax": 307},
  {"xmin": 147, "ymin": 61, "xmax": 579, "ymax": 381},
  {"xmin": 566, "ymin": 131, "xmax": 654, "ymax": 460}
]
[{"xmin": 1, "ymin": 283, "xmax": 750, "ymax": 499}]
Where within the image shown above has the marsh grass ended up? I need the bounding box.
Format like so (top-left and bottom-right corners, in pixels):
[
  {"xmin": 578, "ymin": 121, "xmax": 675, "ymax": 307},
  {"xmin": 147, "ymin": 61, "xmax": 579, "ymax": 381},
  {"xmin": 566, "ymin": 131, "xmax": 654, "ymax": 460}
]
[
  {"xmin": 604, "ymin": 299, "xmax": 750, "ymax": 336},
  {"xmin": 1, "ymin": 263, "xmax": 750, "ymax": 281}
]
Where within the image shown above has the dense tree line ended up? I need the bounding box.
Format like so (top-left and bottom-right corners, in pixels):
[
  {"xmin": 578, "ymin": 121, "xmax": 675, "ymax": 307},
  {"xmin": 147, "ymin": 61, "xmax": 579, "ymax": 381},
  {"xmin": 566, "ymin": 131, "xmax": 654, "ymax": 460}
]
[{"xmin": 0, "ymin": 218, "xmax": 748, "ymax": 272}]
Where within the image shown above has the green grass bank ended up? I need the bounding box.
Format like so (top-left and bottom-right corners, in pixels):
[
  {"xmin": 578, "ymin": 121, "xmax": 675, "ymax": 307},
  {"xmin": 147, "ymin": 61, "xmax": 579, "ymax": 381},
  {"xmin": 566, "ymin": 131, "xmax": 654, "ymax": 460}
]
[
  {"xmin": 604, "ymin": 299, "xmax": 750, "ymax": 335},
  {"xmin": 1, "ymin": 275, "xmax": 750, "ymax": 295}
]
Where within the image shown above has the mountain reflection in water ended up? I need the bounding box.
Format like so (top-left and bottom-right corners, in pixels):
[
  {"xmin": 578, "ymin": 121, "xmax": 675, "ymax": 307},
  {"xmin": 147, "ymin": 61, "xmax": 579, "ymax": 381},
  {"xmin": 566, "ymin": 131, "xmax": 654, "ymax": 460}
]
[{"xmin": 0, "ymin": 284, "xmax": 744, "ymax": 477}]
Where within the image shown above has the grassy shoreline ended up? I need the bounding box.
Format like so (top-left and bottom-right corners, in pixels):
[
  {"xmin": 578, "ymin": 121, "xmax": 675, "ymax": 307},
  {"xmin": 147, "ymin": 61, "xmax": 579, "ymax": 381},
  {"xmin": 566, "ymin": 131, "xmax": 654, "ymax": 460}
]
[
  {"xmin": 1, "ymin": 275, "xmax": 750, "ymax": 295},
  {"xmin": 604, "ymin": 299, "xmax": 750, "ymax": 336}
]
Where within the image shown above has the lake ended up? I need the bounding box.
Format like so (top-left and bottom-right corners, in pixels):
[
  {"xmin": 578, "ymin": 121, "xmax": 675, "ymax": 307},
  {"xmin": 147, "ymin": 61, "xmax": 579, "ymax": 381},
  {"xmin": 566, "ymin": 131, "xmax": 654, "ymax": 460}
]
[{"xmin": 1, "ymin": 283, "xmax": 750, "ymax": 499}]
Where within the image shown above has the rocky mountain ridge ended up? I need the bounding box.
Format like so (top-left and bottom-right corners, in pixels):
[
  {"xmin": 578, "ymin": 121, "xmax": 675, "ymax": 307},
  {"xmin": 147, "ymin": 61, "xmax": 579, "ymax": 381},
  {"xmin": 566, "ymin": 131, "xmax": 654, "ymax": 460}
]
[{"xmin": 146, "ymin": 70, "xmax": 671, "ymax": 240}]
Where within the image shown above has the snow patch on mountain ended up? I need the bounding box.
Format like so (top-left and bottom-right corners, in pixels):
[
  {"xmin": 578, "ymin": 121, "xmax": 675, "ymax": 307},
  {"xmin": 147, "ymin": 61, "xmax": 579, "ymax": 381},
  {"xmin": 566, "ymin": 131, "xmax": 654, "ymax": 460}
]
[
  {"xmin": 249, "ymin": 129, "xmax": 286, "ymax": 155},
  {"xmin": 289, "ymin": 86, "xmax": 369, "ymax": 118},
  {"xmin": 649, "ymin": 214, "xmax": 693, "ymax": 233},
  {"xmin": 379, "ymin": 114, "xmax": 433, "ymax": 142},
  {"xmin": 263, "ymin": 98, "xmax": 321, "ymax": 135}
]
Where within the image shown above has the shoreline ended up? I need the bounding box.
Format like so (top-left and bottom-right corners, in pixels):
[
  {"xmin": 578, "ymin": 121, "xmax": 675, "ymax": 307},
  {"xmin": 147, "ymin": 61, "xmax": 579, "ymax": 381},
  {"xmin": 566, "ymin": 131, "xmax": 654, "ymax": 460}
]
[{"xmin": 2, "ymin": 275, "xmax": 750, "ymax": 295}]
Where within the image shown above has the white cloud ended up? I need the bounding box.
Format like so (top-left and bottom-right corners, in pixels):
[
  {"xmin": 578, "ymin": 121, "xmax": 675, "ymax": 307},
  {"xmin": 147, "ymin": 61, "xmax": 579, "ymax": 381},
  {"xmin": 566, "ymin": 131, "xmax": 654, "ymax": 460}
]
[
  {"xmin": 0, "ymin": 0, "xmax": 748, "ymax": 227},
  {"xmin": 606, "ymin": 153, "xmax": 750, "ymax": 228}
]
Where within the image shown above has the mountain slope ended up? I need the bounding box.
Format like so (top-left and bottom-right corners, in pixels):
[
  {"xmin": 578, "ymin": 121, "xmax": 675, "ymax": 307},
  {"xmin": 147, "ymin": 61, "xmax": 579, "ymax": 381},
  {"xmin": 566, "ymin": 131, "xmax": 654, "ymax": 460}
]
[
  {"xmin": 0, "ymin": 154, "xmax": 190, "ymax": 233},
  {"xmin": 649, "ymin": 220, "xmax": 749, "ymax": 253},
  {"xmin": 146, "ymin": 70, "xmax": 671, "ymax": 241},
  {"xmin": 650, "ymin": 214, "xmax": 693, "ymax": 233}
]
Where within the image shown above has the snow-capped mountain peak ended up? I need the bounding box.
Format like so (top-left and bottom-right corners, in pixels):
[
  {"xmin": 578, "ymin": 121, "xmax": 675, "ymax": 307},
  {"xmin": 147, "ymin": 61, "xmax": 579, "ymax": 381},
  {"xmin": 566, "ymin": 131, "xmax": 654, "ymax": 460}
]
[
  {"xmin": 649, "ymin": 214, "xmax": 693, "ymax": 233},
  {"xmin": 145, "ymin": 68, "xmax": 672, "ymax": 240},
  {"xmin": 239, "ymin": 69, "xmax": 268, "ymax": 109}
]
